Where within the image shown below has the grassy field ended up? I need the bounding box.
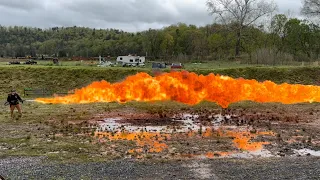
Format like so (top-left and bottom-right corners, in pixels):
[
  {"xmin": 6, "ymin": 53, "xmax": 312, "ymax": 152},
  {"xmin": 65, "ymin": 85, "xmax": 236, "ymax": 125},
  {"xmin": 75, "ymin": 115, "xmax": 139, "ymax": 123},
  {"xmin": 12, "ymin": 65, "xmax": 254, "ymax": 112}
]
[
  {"xmin": 0, "ymin": 100, "xmax": 231, "ymax": 162},
  {"xmin": 1, "ymin": 61, "xmax": 320, "ymax": 162},
  {"xmin": 0, "ymin": 59, "xmax": 310, "ymax": 68}
]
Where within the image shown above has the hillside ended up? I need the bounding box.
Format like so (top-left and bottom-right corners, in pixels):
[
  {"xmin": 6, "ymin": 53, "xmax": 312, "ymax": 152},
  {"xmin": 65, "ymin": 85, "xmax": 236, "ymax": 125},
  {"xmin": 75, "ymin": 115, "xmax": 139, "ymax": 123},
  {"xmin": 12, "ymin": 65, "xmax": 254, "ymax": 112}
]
[{"xmin": 0, "ymin": 16, "xmax": 319, "ymax": 65}]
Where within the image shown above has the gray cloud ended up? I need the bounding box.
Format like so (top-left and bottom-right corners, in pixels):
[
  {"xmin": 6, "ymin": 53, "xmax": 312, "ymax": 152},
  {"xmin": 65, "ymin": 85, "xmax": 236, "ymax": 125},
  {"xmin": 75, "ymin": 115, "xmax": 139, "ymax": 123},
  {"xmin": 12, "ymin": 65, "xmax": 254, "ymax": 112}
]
[
  {"xmin": 0, "ymin": 0, "xmax": 302, "ymax": 32},
  {"xmin": 0, "ymin": 0, "xmax": 40, "ymax": 11},
  {"xmin": 277, "ymin": 0, "xmax": 302, "ymax": 15}
]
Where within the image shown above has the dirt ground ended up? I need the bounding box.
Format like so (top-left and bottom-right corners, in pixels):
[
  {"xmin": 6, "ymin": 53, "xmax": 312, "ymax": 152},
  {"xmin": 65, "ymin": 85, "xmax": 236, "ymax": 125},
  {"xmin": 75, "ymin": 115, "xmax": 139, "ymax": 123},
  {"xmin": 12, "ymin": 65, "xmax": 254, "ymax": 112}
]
[
  {"xmin": 1, "ymin": 101, "xmax": 319, "ymax": 162},
  {"xmin": 1, "ymin": 101, "xmax": 320, "ymax": 179},
  {"xmin": 90, "ymin": 103, "xmax": 320, "ymax": 159}
]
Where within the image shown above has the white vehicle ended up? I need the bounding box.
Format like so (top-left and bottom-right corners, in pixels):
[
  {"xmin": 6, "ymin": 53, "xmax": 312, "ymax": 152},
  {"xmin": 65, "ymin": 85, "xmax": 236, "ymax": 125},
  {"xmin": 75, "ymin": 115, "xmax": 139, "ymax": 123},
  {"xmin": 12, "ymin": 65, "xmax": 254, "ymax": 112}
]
[
  {"xmin": 116, "ymin": 55, "xmax": 145, "ymax": 67},
  {"xmin": 98, "ymin": 61, "xmax": 114, "ymax": 67},
  {"xmin": 97, "ymin": 56, "xmax": 115, "ymax": 67}
]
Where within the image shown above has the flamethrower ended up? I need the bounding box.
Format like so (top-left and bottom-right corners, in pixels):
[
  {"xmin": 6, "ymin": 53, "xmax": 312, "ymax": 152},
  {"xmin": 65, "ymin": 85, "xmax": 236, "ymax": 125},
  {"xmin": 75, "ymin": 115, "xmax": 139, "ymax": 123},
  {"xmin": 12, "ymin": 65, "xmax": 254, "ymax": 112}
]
[{"xmin": 3, "ymin": 99, "xmax": 36, "ymax": 106}]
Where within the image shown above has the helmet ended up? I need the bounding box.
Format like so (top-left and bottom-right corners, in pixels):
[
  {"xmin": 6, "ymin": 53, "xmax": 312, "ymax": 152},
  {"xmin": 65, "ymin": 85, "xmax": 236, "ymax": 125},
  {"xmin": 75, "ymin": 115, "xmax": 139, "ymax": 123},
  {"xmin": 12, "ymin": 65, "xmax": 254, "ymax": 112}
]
[{"xmin": 10, "ymin": 89, "xmax": 16, "ymax": 93}]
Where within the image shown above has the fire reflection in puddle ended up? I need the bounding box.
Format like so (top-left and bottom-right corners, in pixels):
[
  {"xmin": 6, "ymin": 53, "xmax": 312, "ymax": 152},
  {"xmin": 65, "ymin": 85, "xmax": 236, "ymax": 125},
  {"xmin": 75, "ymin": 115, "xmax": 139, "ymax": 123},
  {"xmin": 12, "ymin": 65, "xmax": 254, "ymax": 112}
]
[
  {"xmin": 95, "ymin": 131, "xmax": 171, "ymax": 153},
  {"xmin": 94, "ymin": 114, "xmax": 275, "ymax": 159}
]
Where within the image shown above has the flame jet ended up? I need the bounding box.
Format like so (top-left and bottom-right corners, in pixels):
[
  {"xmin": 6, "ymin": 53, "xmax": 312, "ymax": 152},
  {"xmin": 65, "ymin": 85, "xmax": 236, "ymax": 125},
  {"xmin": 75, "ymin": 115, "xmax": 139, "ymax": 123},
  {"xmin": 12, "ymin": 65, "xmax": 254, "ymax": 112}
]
[{"xmin": 36, "ymin": 71, "xmax": 320, "ymax": 108}]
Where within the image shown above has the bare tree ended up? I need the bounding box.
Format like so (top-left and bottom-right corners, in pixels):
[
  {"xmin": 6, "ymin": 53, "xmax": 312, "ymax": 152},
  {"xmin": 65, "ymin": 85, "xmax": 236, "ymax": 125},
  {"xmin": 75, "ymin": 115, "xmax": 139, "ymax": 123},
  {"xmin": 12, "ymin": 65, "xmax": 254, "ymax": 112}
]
[
  {"xmin": 206, "ymin": 0, "xmax": 277, "ymax": 57},
  {"xmin": 270, "ymin": 14, "xmax": 288, "ymax": 65},
  {"xmin": 302, "ymin": 0, "xmax": 320, "ymax": 17}
]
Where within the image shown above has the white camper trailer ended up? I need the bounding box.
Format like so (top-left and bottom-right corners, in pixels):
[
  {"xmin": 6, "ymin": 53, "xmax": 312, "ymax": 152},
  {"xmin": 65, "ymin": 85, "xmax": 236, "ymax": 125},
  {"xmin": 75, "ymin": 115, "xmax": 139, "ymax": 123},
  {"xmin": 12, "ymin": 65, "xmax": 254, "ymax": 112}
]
[{"xmin": 116, "ymin": 55, "xmax": 146, "ymax": 67}]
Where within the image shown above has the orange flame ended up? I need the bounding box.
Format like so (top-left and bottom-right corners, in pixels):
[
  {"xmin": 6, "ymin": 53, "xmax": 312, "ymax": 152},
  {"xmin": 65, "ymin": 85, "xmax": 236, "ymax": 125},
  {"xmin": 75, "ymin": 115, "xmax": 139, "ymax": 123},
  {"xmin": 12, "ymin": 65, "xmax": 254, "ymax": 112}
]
[
  {"xmin": 225, "ymin": 131, "xmax": 274, "ymax": 151},
  {"xmin": 207, "ymin": 128, "xmax": 274, "ymax": 151},
  {"xmin": 95, "ymin": 131, "xmax": 170, "ymax": 153},
  {"xmin": 36, "ymin": 71, "xmax": 320, "ymax": 108},
  {"xmin": 94, "ymin": 128, "xmax": 274, "ymax": 156}
]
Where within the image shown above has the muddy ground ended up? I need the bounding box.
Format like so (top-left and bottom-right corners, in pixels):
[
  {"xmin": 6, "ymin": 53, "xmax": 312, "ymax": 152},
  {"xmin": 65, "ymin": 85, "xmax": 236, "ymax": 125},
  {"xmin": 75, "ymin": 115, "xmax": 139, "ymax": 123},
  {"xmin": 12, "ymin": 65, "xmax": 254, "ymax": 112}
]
[
  {"xmin": 1, "ymin": 101, "xmax": 320, "ymax": 179},
  {"xmin": 89, "ymin": 103, "xmax": 320, "ymax": 159}
]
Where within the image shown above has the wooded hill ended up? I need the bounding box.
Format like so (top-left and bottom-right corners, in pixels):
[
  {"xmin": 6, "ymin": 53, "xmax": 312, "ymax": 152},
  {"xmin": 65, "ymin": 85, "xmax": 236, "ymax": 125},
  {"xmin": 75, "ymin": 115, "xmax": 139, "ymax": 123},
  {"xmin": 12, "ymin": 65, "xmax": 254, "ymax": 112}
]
[{"xmin": 0, "ymin": 15, "xmax": 319, "ymax": 65}]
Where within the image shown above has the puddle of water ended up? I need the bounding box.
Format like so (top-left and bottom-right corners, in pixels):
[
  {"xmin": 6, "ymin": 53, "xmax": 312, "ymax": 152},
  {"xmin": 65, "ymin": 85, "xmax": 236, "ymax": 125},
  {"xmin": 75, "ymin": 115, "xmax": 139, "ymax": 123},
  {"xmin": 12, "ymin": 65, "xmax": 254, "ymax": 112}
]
[
  {"xmin": 228, "ymin": 149, "xmax": 274, "ymax": 158},
  {"xmin": 293, "ymin": 149, "xmax": 320, "ymax": 157},
  {"xmin": 95, "ymin": 114, "xmax": 274, "ymax": 159},
  {"xmin": 179, "ymin": 149, "xmax": 275, "ymax": 159},
  {"xmin": 100, "ymin": 117, "xmax": 167, "ymax": 133},
  {"xmin": 98, "ymin": 114, "xmax": 240, "ymax": 133}
]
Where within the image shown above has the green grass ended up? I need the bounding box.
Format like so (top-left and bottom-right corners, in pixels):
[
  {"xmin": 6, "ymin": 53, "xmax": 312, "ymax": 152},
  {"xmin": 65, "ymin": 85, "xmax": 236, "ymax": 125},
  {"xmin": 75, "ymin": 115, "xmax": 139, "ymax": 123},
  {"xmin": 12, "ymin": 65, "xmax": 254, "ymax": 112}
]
[
  {"xmin": 0, "ymin": 102, "xmax": 122, "ymax": 162},
  {"xmin": 0, "ymin": 59, "xmax": 98, "ymax": 67},
  {"xmin": 0, "ymin": 65, "xmax": 149, "ymax": 97},
  {"xmin": 183, "ymin": 61, "xmax": 256, "ymax": 69},
  {"xmin": 0, "ymin": 59, "xmax": 312, "ymax": 69}
]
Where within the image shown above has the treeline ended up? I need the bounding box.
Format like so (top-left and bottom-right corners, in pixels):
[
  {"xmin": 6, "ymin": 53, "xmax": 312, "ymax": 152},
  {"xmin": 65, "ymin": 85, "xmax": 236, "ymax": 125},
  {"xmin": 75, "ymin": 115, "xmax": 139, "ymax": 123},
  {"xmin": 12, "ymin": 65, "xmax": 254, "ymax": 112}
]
[{"xmin": 0, "ymin": 14, "xmax": 319, "ymax": 65}]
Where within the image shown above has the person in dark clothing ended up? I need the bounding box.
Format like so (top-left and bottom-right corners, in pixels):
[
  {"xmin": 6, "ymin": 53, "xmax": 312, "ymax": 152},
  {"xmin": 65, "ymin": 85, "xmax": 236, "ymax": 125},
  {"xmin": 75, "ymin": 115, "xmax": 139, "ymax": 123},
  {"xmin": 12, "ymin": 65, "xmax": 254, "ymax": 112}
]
[{"xmin": 7, "ymin": 89, "xmax": 24, "ymax": 119}]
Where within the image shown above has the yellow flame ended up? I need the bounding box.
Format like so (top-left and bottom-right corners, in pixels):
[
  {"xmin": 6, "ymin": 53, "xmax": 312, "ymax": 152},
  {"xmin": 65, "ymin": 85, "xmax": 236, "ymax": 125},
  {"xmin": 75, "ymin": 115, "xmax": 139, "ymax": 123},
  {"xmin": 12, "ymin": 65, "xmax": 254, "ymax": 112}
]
[{"xmin": 36, "ymin": 71, "xmax": 320, "ymax": 108}]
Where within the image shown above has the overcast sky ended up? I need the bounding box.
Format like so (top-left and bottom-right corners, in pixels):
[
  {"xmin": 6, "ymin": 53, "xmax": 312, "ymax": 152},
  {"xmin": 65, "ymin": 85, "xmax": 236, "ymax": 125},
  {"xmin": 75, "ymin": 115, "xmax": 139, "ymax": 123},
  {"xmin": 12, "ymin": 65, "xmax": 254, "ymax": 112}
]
[{"xmin": 0, "ymin": 0, "xmax": 303, "ymax": 32}]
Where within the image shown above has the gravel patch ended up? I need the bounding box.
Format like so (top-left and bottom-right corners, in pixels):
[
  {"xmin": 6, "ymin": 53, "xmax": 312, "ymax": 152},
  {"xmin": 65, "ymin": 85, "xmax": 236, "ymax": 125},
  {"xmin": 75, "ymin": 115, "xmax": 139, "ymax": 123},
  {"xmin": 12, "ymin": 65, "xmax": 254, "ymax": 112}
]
[{"xmin": 1, "ymin": 157, "xmax": 320, "ymax": 179}]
